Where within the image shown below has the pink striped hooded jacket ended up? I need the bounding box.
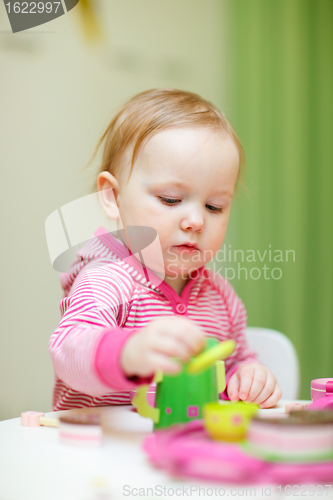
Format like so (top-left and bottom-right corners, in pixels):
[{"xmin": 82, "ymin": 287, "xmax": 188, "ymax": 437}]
[{"xmin": 49, "ymin": 226, "xmax": 258, "ymax": 410}]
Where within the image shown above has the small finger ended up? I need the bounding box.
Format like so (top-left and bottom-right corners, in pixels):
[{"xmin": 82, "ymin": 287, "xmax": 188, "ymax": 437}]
[
  {"xmin": 167, "ymin": 320, "xmax": 206, "ymax": 355},
  {"xmin": 251, "ymin": 372, "xmax": 276, "ymax": 404},
  {"xmin": 246, "ymin": 367, "xmax": 268, "ymax": 402},
  {"xmin": 259, "ymin": 384, "xmax": 283, "ymax": 409},
  {"xmin": 238, "ymin": 365, "xmax": 255, "ymax": 401},
  {"xmin": 151, "ymin": 335, "xmax": 192, "ymax": 361},
  {"xmin": 146, "ymin": 351, "xmax": 182, "ymax": 375},
  {"xmin": 227, "ymin": 373, "xmax": 240, "ymax": 402}
]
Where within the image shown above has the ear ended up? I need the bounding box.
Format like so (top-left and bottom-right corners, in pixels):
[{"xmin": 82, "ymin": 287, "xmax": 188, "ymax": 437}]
[{"xmin": 97, "ymin": 171, "xmax": 120, "ymax": 220}]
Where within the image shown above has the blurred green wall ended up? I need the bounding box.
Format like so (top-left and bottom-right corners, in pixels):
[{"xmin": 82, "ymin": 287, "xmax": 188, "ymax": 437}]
[{"xmin": 225, "ymin": 0, "xmax": 333, "ymax": 398}]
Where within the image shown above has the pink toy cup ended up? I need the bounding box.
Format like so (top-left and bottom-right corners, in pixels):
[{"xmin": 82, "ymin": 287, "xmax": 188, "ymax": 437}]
[
  {"xmin": 307, "ymin": 378, "xmax": 333, "ymax": 411},
  {"xmin": 311, "ymin": 378, "xmax": 333, "ymax": 401}
]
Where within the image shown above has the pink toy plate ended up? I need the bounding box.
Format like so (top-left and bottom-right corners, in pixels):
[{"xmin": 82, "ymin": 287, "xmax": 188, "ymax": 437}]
[{"xmin": 143, "ymin": 420, "xmax": 333, "ymax": 485}]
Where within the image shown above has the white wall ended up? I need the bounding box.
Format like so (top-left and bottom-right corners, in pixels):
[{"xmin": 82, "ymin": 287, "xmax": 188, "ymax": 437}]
[{"xmin": 0, "ymin": 0, "xmax": 227, "ymax": 420}]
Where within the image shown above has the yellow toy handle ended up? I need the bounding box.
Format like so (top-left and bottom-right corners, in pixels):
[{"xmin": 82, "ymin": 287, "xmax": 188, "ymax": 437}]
[
  {"xmin": 132, "ymin": 371, "xmax": 162, "ymax": 424},
  {"xmin": 215, "ymin": 360, "xmax": 226, "ymax": 394},
  {"xmin": 187, "ymin": 339, "xmax": 236, "ymax": 375}
]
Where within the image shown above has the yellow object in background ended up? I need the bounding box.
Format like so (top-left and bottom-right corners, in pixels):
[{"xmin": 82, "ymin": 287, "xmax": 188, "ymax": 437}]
[
  {"xmin": 76, "ymin": 0, "xmax": 103, "ymax": 42},
  {"xmin": 203, "ymin": 401, "xmax": 258, "ymax": 442}
]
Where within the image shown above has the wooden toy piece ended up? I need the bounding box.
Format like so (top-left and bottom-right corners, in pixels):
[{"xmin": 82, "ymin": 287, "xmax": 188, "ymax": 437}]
[
  {"xmin": 247, "ymin": 411, "xmax": 333, "ymax": 463},
  {"xmin": 130, "ymin": 383, "xmax": 156, "ymax": 408},
  {"xmin": 39, "ymin": 417, "xmax": 59, "ymax": 427},
  {"xmin": 311, "ymin": 378, "xmax": 333, "ymax": 401},
  {"xmin": 306, "ymin": 377, "xmax": 333, "ymax": 411},
  {"xmin": 187, "ymin": 339, "xmax": 236, "ymax": 375},
  {"xmin": 143, "ymin": 419, "xmax": 333, "ymax": 484},
  {"xmin": 132, "ymin": 372, "xmax": 161, "ymax": 424},
  {"xmin": 285, "ymin": 402, "xmax": 309, "ymax": 413},
  {"xmin": 307, "ymin": 397, "xmax": 333, "ymax": 411},
  {"xmin": 203, "ymin": 401, "xmax": 258, "ymax": 442},
  {"xmin": 132, "ymin": 385, "xmax": 160, "ymax": 423},
  {"xmin": 59, "ymin": 410, "xmax": 102, "ymax": 447},
  {"xmin": 21, "ymin": 411, "xmax": 59, "ymax": 428},
  {"xmin": 215, "ymin": 360, "xmax": 226, "ymax": 395},
  {"xmin": 132, "ymin": 339, "xmax": 236, "ymax": 430}
]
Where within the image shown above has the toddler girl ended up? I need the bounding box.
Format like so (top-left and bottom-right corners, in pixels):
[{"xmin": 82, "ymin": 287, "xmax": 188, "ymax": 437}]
[{"xmin": 49, "ymin": 89, "xmax": 282, "ymax": 411}]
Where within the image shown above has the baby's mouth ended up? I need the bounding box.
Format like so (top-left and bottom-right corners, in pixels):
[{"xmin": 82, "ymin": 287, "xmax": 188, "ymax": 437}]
[{"xmin": 172, "ymin": 244, "xmax": 200, "ymax": 253}]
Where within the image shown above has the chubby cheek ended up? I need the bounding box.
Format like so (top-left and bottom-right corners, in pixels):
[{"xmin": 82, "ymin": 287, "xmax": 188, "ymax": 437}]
[
  {"xmin": 135, "ymin": 207, "xmax": 174, "ymax": 248},
  {"xmin": 205, "ymin": 221, "xmax": 228, "ymax": 258},
  {"xmin": 150, "ymin": 210, "xmax": 176, "ymax": 245},
  {"xmin": 121, "ymin": 198, "xmax": 153, "ymax": 227},
  {"xmin": 156, "ymin": 224, "xmax": 174, "ymax": 250}
]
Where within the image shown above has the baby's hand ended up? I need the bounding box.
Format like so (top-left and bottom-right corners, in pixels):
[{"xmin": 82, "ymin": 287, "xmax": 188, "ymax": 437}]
[
  {"xmin": 227, "ymin": 363, "xmax": 282, "ymax": 408},
  {"xmin": 121, "ymin": 316, "xmax": 206, "ymax": 379}
]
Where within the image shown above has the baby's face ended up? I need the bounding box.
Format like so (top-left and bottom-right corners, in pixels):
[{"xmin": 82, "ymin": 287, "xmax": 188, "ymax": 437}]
[{"xmin": 116, "ymin": 127, "xmax": 239, "ymax": 287}]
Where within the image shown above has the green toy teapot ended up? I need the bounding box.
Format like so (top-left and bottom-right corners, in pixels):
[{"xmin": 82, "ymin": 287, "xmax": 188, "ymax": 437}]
[{"xmin": 132, "ymin": 338, "xmax": 235, "ymax": 430}]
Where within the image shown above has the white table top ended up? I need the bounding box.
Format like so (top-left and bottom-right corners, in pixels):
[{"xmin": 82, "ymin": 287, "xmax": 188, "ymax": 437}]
[{"xmin": 0, "ymin": 401, "xmax": 326, "ymax": 500}]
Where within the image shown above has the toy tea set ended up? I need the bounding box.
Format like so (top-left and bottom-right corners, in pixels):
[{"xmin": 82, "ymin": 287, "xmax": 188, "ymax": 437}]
[
  {"xmin": 131, "ymin": 339, "xmax": 333, "ymax": 484},
  {"xmin": 132, "ymin": 338, "xmax": 257, "ymax": 440},
  {"xmin": 21, "ymin": 338, "xmax": 333, "ymax": 483},
  {"xmin": 132, "ymin": 338, "xmax": 256, "ymax": 439}
]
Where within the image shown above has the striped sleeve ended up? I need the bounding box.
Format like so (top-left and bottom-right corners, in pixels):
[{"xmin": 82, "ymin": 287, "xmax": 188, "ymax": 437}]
[{"xmin": 49, "ymin": 261, "xmax": 145, "ymax": 397}]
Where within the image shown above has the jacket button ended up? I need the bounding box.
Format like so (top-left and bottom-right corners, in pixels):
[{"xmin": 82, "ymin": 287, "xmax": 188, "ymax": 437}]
[{"xmin": 176, "ymin": 303, "xmax": 187, "ymax": 314}]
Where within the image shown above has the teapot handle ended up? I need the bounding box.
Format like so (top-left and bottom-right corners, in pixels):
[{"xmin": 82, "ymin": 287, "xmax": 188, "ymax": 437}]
[
  {"xmin": 132, "ymin": 371, "xmax": 163, "ymax": 424},
  {"xmin": 215, "ymin": 360, "xmax": 226, "ymax": 394}
]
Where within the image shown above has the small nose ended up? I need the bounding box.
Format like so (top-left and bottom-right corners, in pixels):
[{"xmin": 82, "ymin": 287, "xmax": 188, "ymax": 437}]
[{"xmin": 180, "ymin": 205, "xmax": 204, "ymax": 232}]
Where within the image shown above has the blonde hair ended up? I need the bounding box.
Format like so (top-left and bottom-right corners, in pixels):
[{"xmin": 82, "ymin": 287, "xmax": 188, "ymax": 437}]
[{"xmin": 90, "ymin": 88, "xmax": 245, "ymax": 189}]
